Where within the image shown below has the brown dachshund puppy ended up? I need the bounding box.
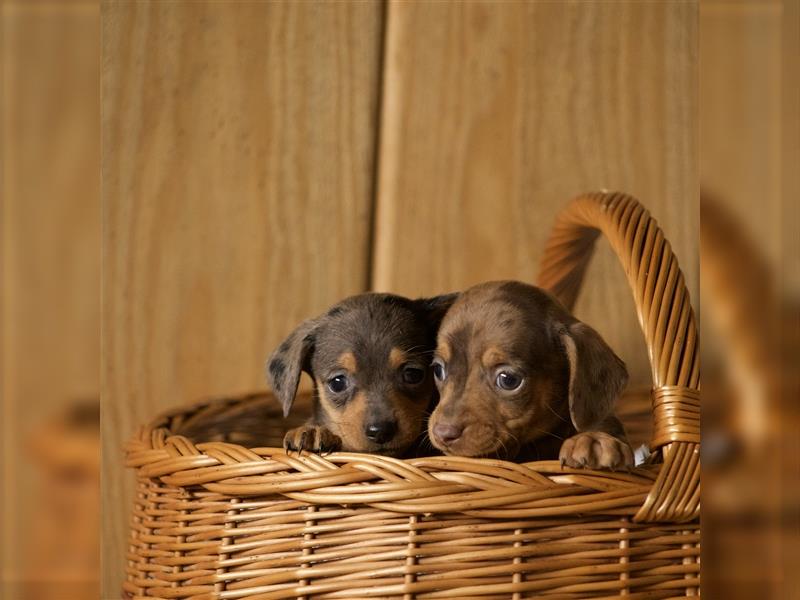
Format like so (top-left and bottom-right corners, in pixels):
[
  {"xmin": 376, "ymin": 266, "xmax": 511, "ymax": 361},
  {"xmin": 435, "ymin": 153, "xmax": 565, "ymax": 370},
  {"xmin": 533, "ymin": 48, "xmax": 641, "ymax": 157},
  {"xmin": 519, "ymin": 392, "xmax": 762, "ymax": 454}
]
[
  {"xmin": 428, "ymin": 281, "xmax": 634, "ymax": 469},
  {"xmin": 267, "ymin": 293, "xmax": 456, "ymax": 456}
]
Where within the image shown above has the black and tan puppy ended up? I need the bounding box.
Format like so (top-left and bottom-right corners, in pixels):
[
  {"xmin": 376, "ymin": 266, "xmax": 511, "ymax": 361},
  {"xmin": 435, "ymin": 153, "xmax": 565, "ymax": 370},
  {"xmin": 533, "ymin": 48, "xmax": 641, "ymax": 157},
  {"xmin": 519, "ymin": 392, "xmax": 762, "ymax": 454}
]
[
  {"xmin": 267, "ymin": 293, "xmax": 456, "ymax": 456},
  {"xmin": 428, "ymin": 281, "xmax": 634, "ymax": 469}
]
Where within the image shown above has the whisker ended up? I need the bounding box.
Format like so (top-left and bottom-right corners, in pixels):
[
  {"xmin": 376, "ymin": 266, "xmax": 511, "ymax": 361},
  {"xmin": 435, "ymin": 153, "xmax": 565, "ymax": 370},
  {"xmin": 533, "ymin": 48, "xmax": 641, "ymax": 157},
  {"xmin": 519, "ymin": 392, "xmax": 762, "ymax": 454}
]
[
  {"xmin": 497, "ymin": 438, "xmax": 508, "ymax": 460},
  {"xmin": 403, "ymin": 345, "xmax": 435, "ymax": 358},
  {"xmin": 531, "ymin": 427, "xmax": 565, "ymax": 442},
  {"xmin": 545, "ymin": 402, "xmax": 570, "ymax": 425}
]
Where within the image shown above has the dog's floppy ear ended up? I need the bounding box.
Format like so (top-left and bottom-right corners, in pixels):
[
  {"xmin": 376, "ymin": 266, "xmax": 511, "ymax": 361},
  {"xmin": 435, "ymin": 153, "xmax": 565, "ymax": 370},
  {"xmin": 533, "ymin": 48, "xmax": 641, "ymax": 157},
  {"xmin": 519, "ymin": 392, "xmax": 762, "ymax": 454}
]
[
  {"xmin": 266, "ymin": 318, "xmax": 319, "ymax": 418},
  {"xmin": 414, "ymin": 293, "xmax": 459, "ymax": 330},
  {"xmin": 558, "ymin": 321, "xmax": 628, "ymax": 431}
]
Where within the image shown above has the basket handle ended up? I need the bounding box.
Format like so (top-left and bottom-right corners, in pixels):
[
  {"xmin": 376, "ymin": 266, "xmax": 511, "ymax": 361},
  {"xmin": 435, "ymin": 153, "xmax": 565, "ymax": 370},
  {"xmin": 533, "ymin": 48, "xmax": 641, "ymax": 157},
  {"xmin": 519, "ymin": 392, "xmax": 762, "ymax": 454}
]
[{"xmin": 538, "ymin": 192, "xmax": 699, "ymax": 523}]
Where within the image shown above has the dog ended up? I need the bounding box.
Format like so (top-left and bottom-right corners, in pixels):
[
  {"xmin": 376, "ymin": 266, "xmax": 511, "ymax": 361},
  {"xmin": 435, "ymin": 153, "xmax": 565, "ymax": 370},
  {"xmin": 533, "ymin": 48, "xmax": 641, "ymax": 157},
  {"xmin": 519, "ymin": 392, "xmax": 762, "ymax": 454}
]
[
  {"xmin": 267, "ymin": 292, "xmax": 456, "ymax": 456},
  {"xmin": 427, "ymin": 280, "xmax": 634, "ymax": 469}
]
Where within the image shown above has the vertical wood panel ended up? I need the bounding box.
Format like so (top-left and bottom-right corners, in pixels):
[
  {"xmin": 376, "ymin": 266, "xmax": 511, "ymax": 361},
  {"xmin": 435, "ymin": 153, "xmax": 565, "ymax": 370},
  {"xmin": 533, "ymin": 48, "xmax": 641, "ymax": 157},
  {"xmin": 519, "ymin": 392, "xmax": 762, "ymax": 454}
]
[
  {"xmin": 1, "ymin": 2, "xmax": 100, "ymax": 597},
  {"xmin": 700, "ymin": 0, "xmax": 782, "ymax": 262},
  {"xmin": 784, "ymin": 1, "xmax": 800, "ymax": 298},
  {"xmin": 374, "ymin": 1, "xmax": 698, "ymax": 385},
  {"xmin": 699, "ymin": 2, "xmax": 794, "ymax": 597},
  {"xmin": 101, "ymin": 1, "xmax": 383, "ymax": 595}
]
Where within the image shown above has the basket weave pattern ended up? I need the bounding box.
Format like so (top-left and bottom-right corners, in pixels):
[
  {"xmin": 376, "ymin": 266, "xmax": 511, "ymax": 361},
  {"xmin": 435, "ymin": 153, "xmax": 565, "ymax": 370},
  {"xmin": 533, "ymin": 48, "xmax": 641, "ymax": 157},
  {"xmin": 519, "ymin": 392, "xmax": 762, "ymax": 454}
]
[{"xmin": 124, "ymin": 192, "xmax": 700, "ymax": 599}]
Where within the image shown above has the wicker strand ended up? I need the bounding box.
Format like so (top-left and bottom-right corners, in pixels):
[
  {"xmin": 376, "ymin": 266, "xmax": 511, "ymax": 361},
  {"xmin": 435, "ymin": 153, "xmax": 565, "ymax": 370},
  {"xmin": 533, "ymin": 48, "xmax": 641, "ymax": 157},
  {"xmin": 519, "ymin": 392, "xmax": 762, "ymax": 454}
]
[
  {"xmin": 298, "ymin": 505, "xmax": 317, "ymax": 600},
  {"xmin": 403, "ymin": 515, "xmax": 418, "ymax": 600},
  {"xmin": 511, "ymin": 528, "xmax": 523, "ymax": 600},
  {"xmin": 651, "ymin": 387, "xmax": 700, "ymax": 447},
  {"xmin": 619, "ymin": 519, "xmax": 630, "ymax": 595},
  {"xmin": 215, "ymin": 499, "xmax": 239, "ymax": 597},
  {"xmin": 681, "ymin": 528, "xmax": 698, "ymax": 597}
]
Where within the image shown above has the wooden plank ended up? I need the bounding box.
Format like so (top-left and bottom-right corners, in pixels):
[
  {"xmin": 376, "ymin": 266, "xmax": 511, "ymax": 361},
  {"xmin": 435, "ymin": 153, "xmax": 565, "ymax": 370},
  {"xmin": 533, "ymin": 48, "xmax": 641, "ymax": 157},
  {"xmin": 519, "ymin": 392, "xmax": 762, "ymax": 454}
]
[
  {"xmin": 101, "ymin": 1, "xmax": 383, "ymax": 596},
  {"xmin": 783, "ymin": 0, "xmax": 799, "ymax": 298},
  {"xmin": 700, "ymin": 0, "xmax": 783, "ymax": 265},
  {"xmin": 698, "ymin": 4, "xmax": 791, "ymax": 595},
  {"xmin": 373, "ymin": 0, "xmax": 698, "ymax": 386},
  {"xmin": 1, "ymin": 2, "xmax": 100, "ymax": 597}
]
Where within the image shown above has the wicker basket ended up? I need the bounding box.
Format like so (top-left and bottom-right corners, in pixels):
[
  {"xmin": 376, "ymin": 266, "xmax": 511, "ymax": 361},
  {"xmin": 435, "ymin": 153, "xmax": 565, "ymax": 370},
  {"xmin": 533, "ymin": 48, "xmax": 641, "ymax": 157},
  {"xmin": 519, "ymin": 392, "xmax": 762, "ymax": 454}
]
[{"xmin": 124, "ymin": 192, "xmax": 699, "ymax": 599}]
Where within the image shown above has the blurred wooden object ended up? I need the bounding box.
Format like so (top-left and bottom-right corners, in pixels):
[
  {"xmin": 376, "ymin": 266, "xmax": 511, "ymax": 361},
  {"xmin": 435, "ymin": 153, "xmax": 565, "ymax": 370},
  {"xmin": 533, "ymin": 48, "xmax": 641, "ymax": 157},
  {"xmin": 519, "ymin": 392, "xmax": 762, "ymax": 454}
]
[
  {"xmin": 373, "ymin": 0, "xmax": 698, "ymax": 386},
  {"xmin": 1, "ymin": 2, "xmax": 100, "ymax": 598},
  {"xmin": 101, "ymin": 2, "xmax": 384, "ymax": 596},
  {"xmin": 27, "ymin": 403, "xmax": 100, "ymax": 600},
  {"xmin": 699, "ymin": 2, "xmax": 797, "ymax": 597},
  {"xmin": 700, "ymin": 0, "xmax": 783, "ymax": 267}
]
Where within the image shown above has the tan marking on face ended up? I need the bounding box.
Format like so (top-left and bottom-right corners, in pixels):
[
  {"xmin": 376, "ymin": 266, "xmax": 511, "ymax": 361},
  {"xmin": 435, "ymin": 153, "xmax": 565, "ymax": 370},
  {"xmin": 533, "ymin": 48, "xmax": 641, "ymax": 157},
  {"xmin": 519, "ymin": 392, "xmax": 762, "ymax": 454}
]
[
  {"xmin": 316, "ymin": 379, "xmax": 429, "ymax": 456},
  {"xmin": 315, "ymin": 377, "xmax": 341, "ymax": 416},
  {"xmin": 316, "ymin": 378, "xmax": 330, "ymax": 405},
  {"xmin": 481, "ymin": 346, "xmax": 509, "ymax": 368},
  {"xmin": 386, "ymin": 389, "xmax": 428, "ymax": 452},
  {"xmin": 338, "ymin": 391, "xmax": 367, "ymax": 449},
  {"xmin": 389, "ymin": 347, "xmax": 407, "ymax": 370},
  {"xmin": 337, "ymin": 351, "xmax": 357, "ymax": 373},
  {"xmin": 317, "ymin": 389, "xmax": 368, "ymax": 451},
  {"xmin": 437, "ymin": 342, "xmax": 452, "ymax": 363}
]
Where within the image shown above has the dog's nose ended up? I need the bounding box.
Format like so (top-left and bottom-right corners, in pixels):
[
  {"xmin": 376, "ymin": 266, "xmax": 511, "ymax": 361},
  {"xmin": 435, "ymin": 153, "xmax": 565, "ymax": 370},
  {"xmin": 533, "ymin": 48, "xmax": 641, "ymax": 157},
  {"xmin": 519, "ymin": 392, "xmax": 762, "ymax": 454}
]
[
  {"xmin": 433, "ymin": 423, "xmax": 463, "ymax": 445},
  {"xmin": 365, "ymin": 420, "xmax": 398, "ymax": 444}
]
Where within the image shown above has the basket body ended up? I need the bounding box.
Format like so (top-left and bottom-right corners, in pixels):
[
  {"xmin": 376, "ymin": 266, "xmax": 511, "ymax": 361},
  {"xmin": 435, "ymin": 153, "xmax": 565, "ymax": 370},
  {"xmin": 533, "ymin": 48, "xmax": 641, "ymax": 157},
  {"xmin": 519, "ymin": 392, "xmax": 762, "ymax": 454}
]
[
  {"xmin": 124, "ymin": 193, "xmax": 700, "ymax": 599},
  {"xmin": 125, "ymin": 393, "xmax": 698, "ymax": 600}
]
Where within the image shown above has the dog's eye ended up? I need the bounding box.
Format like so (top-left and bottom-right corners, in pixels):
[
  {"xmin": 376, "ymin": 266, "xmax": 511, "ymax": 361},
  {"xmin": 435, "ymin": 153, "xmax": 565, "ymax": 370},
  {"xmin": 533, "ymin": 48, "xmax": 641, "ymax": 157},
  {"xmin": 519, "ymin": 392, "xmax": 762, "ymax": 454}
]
[
  {"xmin": 327, "ymin": 374, "xmax": 350, "ymax": 394},
  {"xmin": 496, "ymin": 371, "xmax": 523, "ymax": 391},
  {"xmin": 402, "ymin": 365, "xmax": 425, "ymax": 385},
  {"xmin": 432, "ymin": 359, "xmax": 446, "ymax": 382}
]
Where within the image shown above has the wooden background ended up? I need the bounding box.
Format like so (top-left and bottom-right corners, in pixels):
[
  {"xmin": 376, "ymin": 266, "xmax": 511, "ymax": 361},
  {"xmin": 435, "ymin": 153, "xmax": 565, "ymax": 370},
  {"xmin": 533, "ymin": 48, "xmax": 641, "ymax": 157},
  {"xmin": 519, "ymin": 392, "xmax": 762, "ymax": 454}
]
[
  {"xmin": 100, "ymin": 1, "xmax": 698, "ymax": 597},
  {"xmin": 1, "ymin": 2, "xmax": 100, "ymax": 598},
  {"xmin": 699, "ymin": 1, "xmax": 795, "ymax": 597}
]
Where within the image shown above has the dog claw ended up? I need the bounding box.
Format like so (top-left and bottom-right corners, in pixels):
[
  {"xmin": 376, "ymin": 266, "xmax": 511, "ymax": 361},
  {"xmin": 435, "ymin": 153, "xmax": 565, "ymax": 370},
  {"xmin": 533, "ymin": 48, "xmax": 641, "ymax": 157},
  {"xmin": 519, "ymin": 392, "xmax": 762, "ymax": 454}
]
[{"xmin": 283, "ymin": 425, "xmax": 342, "ymax": 455}]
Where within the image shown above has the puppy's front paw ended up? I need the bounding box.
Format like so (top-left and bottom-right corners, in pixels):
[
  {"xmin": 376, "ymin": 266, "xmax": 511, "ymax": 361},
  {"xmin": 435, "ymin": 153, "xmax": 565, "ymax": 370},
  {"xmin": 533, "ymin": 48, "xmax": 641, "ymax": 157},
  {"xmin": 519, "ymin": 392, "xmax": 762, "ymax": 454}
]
[
  {"xmin": 283, "ymin": 425, "xmax": 341, "ymax": 454},
  {"xmin": 559, "ymin": 431, "xmax": 634, "ymax": 470}
]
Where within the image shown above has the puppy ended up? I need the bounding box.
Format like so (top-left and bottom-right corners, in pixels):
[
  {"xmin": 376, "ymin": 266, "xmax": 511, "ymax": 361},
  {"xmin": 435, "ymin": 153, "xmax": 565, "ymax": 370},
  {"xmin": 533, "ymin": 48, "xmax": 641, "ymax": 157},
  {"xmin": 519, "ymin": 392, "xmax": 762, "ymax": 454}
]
[
  {"xmin": 267, "ymin": 293, "xmax": 456, "ymax": 456},
  {"xmin": 428, "ymin": 281, "xmax": 634, "ymax": 469}
]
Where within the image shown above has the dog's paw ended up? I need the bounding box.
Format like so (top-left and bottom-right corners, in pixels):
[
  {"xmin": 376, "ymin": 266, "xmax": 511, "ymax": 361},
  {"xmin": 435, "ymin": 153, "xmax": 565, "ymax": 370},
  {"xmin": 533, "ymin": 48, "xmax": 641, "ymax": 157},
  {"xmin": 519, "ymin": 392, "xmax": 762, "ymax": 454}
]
[
  {"xmin": 283, "ymin": 425, "xmax": 341, "ymax": 454},
  {"xmin": 559, "ymin": 431, "xmax": 634, "ymax": 470}
]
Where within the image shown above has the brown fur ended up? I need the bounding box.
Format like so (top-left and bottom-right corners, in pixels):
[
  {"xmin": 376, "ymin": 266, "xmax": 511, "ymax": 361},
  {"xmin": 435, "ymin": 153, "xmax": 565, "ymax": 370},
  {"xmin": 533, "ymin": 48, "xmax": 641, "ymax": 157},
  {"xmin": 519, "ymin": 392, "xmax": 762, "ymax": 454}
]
[
  {"xmin": 389, "ymin": 347, "xmax": 407, "ymax": 369},
  {"xmin": 266, "ymin": 292, "xmax": 457, "ymax": 456},
  {"xmin": 428, "ymin": 281, "xmax": 632, "ymax": 468},
  {"xmin": 338, "ymin": 351, "xmax": 358, "ymax": 373}
]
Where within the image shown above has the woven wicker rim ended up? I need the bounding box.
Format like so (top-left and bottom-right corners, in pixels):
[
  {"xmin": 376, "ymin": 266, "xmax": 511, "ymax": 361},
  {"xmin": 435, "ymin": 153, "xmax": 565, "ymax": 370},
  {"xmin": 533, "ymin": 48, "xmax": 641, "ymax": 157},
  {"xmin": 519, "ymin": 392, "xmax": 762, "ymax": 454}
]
[{"xmin": 127, "ymin": 192, "xmax": 699, "ymax": 524}]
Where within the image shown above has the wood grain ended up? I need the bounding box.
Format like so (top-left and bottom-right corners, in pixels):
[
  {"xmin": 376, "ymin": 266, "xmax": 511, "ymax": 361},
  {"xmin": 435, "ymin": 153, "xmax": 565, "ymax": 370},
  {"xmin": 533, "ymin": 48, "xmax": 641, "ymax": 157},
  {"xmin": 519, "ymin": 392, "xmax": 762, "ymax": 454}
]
[
  {"xmin": 373, "ymin": 0, "xmax": 698, "ymax": 386},
  {"xmin": 1, "ymin": 2, "xmax": 100, "ymax": 597},
  {"xmin": 101, "ymin": 1, "xmax": 383, "ymax": 596},
  {"xmin": 700, "ymin": 0, "xmax": 783, "ymax": 267},
  {"xmin": 699, "ymin": 3, "xmax": 793, "ymax": 597}
]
